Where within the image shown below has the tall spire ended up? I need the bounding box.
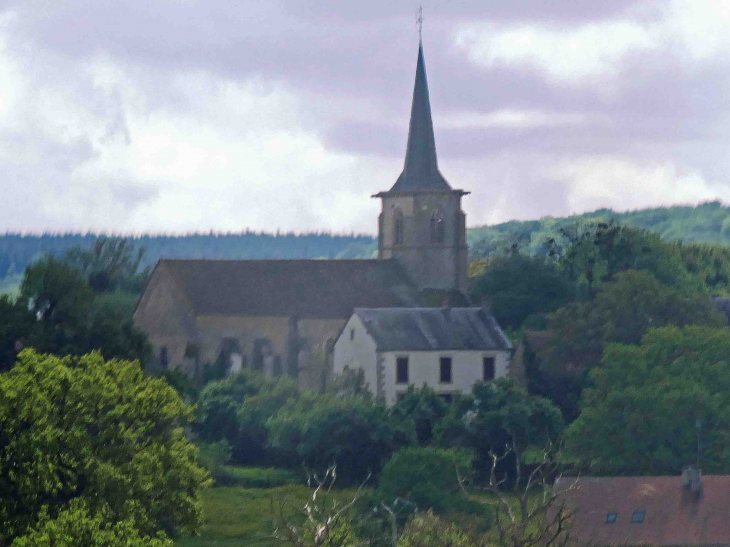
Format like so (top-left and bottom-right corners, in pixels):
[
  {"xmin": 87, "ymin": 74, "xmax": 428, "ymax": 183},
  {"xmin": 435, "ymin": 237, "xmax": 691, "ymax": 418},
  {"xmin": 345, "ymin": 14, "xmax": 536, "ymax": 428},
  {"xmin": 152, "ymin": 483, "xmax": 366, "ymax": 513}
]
[{"xmin": 388, "ymin": 41, "xmax": 451, "ymax": 193}]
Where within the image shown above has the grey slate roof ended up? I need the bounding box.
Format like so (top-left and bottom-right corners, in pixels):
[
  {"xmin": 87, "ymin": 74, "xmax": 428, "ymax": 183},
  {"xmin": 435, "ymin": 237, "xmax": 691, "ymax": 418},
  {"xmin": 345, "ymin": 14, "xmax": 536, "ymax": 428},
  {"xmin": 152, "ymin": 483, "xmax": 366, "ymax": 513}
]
[
  {"xmin": 159, "ymin": 258, "xmax": 423, "ymax": 319},
  {"xmin": 386, "ymin": 42, "xmax": 452, "ymax": 194},
  {"xmin": 353, "ymin": 307, "xmax": 513, "ymax": 351}
]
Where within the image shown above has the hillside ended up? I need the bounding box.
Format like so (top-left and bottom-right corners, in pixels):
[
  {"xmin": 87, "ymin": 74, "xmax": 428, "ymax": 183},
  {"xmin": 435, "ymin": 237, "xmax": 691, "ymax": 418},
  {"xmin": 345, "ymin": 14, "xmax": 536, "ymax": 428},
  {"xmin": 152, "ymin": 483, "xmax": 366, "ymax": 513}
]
[
  {"xmin": 467, "ymin": 201, "xmax": 730, "ymax": 256},
  {"xmin": 3, "ymin": 201, "xmax": 730, "ymax": 293}
]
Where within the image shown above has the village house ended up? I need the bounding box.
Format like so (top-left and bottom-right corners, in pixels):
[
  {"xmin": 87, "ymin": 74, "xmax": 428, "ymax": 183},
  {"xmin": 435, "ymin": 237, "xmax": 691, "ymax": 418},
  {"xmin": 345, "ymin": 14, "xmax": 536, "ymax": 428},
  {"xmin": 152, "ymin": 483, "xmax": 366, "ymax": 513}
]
[
  {"xmin": 333, "ymin": 307, "xmax": 512, "ymax": 405},
  {"xmin": 134, "ymin": 40, "xmax": 486, "ymax": 390}
]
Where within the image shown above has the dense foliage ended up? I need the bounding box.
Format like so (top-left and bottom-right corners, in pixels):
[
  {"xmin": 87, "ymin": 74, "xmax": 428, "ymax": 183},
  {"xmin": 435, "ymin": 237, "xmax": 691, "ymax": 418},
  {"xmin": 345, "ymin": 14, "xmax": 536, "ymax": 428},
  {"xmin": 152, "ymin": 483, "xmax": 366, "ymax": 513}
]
[
  {"xmin": 436, "ymin": 379, "xmax": 564, "ymax": 481},
  {"xmin": 379, "ymin": 447, "xmax": 474, "ymax": 513},
  {"xmin": 268, "ymin": 393, "xmax": 415, "ymax": 482},
  {"xmin": 0, "ymin": 255, "xmax": 151, "ymax": 371},
  {"xmin": 566, "ymin": 326, "xmax": 730, "ymax": 475},
  {"xmin": 0, "ymin": 350, "xmax": 209, "ymax": 545}
]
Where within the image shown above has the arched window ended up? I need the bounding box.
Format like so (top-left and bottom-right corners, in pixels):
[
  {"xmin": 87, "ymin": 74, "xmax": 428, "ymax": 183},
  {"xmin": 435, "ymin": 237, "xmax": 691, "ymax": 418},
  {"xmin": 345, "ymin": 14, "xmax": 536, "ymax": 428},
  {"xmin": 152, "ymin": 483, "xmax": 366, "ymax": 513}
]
[
  {"xmin": 430, "ymin": 210, "xmax": 445, "ymax": 244},
  {"xmin": 394, "ymin": 209, "xmax": 404, "ymax": 245}
]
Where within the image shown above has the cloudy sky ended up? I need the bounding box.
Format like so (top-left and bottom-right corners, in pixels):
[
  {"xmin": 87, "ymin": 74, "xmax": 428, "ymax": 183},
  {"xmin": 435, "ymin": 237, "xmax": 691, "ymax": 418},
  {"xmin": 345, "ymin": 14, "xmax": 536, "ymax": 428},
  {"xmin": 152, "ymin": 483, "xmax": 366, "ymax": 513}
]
[{"xmin": 1, "ymin": 0, "xmax": 730, "ymax": 235}]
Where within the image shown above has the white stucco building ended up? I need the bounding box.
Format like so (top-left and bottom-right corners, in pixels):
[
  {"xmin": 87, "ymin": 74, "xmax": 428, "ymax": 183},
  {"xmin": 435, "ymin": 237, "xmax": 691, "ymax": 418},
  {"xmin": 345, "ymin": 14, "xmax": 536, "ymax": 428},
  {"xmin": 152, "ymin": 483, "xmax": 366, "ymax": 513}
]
[{"xmin": 333, "ymin": 307, "xmax": 513, "ymax": 405}]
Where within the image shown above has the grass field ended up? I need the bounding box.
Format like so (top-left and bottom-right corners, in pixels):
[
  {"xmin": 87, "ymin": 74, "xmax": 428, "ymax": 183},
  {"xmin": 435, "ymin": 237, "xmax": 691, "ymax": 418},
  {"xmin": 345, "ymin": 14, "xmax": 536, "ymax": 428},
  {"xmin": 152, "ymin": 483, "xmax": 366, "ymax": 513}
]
[{"xmin": 176, "ymin": 485, "xmax": 366, "ymax": 547}]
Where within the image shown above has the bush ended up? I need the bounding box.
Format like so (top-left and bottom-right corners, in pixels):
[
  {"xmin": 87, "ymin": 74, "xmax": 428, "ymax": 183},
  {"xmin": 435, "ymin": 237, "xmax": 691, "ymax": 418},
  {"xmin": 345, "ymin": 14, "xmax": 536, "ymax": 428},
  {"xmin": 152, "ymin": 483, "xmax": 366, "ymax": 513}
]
[
  {"xmin": 267, "ymin": 394, "xmax": 415, "ymax": 483},
  {"xmin": 235, "ymin": 375, "xmax": 300, "ymax": 464},
  {"xmin": 196, "ymin": 370, "xmax": 268, "ymax": 444},
  {"xmin": 391, "ymin": 385, "xmax": 449, "ymax": 445},
  {"xmin": 379, "ymin": 447, "xmax": 475, "ymax": 514},
  {"xmin": 397, "ymin": 510, "xmax": 480, "ymax": 547}
]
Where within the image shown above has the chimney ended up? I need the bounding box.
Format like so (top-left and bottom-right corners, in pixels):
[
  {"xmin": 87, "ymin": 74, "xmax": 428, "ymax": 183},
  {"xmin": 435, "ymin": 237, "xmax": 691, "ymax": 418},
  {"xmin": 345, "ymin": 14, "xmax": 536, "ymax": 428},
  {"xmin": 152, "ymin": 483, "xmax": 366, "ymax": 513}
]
[{"xmin": 682, "ymin": 465, "xmax": 702, "ymax": 493}]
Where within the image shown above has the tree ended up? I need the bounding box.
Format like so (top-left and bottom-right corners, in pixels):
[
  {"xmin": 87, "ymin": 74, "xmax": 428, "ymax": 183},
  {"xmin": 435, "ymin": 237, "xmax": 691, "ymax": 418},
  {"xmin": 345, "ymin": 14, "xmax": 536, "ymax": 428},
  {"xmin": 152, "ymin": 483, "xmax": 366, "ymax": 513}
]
[
  {"xmin": 267, "ymin": 394, "xmax": 415, "ymax": 482},
  {"xmin": 0, "ymin": 350, "xmax": 209, "ymax": 545},
  {"xmin": 0, "ymin": 294, "xmax": 37, "ymax": 372},
  {"xmin": 536, "ymin": 270, "xmax": 726, "ymax": 421},
  {"xmin": 471, "ymin": 254, "xmax": 571, "ymax": 331},
  {"xmin": 64, "ymin": 237, "xmax": 149, "ymax": 294},
  {"xmin": 390, "ymin": 385, "xmax": 448, "ymax": 446},
  {"xmin": 435, "ymin": 379, "xmax": 564, "ymax": 481},
  {"xmin": 379, "ymin": 447, "xmax": 475, "ymax": 514},
  {"xmin": 15, "ymin": 257, "xmax": 151, "ymax": 365},
  {"xmin": 566, "ymin": 326, "xmax": 730, "ymax": 474}
]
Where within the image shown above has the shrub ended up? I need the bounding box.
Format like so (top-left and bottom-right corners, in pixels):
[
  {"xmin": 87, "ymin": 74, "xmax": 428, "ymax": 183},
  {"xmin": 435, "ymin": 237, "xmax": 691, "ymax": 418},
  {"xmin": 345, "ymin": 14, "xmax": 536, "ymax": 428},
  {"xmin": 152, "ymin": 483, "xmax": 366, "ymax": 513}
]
[
  {"xmin": 267, "ymin": 394, "xmax": 415, "ymax": 482},
  {"xmin": 379, "ymin": 447, "xmax": 475, "ymax": 514},
  {"xmin": 397, "ymin": 510, "xmax": 480, "ymax": 547},
  {"xmin": 391, "ymin": 385, "xmax": 449, "ymax": 445}
]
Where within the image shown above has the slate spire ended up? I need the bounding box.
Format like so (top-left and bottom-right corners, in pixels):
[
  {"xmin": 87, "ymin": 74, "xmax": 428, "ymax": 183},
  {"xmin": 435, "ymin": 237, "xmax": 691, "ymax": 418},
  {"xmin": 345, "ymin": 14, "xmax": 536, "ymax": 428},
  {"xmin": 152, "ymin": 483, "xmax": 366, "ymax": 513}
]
[{"xmin": 389, "ymin": 40, "xmax": 451, "ymax": 193}]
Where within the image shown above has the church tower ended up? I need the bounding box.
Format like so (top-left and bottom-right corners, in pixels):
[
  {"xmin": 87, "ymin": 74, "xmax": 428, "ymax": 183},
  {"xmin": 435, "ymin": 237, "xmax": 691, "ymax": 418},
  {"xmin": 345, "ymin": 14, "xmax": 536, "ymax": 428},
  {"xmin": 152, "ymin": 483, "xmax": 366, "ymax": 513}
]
[{"xmin": 374, "ymin": 41, "xmax": 468, "ymax": 293}]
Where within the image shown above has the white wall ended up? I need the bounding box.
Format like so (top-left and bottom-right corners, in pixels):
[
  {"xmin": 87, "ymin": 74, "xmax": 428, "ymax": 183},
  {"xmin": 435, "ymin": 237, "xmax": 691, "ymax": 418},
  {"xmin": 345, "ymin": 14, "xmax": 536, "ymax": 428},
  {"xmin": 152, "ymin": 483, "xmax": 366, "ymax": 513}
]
[
  {"xmin": 332, "ymin": 314, "xmax": 379, "ymax": 396},
  {"xmin": 381, "ymin": 350, "xmax": 510, "ymax": 406},
  {"xmin": 334, "ymin": 316, "xmax": 511, "ymax": 406}
]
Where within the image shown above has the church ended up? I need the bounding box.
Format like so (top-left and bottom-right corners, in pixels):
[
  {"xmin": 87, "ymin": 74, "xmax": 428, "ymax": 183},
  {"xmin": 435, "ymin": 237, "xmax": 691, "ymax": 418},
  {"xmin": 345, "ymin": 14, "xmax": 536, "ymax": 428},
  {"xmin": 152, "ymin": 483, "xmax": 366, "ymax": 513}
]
[{"xmin": 133, "ymin": 41, "xmax": 509, "ymax": 392}]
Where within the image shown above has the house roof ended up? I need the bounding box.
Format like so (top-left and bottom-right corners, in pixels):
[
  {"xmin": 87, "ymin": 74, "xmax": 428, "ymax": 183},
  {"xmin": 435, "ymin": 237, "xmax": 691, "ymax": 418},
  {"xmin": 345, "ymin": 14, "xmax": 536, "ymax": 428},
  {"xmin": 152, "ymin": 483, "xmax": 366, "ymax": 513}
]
[
  {"xmin": 157, "ymin": 258, "xmax": 423, "ymax": 319},
  {"xmin": 352, "ymin": 307, "xmax": 513, "ymax": 351},
  {"xmin": 555, "ymin": 475, "xmax": 730, "ymax": 546},
  {"xmin": 381, "ymin": 42, "xmax": 453, "ymax": 195}
]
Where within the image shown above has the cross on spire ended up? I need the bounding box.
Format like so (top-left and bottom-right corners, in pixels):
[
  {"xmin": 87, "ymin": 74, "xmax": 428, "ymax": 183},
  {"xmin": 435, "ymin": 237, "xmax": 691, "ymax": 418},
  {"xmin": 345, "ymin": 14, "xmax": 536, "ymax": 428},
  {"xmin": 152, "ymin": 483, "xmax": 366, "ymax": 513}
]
[{"xmin": 416, "ymin": 6, "xmax": 423, "ymax": 41}]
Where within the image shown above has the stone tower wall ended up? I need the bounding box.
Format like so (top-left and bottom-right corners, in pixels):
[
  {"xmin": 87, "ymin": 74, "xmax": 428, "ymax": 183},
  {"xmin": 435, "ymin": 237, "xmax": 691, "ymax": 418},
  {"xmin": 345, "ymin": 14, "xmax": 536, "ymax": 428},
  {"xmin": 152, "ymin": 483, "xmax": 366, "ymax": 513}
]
[{"xmin": 378, "ymin": 191, "xmax": 467, "ymax": 292}]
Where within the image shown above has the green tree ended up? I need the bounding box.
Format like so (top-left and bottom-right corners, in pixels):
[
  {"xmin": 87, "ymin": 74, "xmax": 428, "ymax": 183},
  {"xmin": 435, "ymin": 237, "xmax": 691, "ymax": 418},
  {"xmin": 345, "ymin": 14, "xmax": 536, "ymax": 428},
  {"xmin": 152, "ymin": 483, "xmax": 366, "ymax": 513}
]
[
  {"xmin": 436, "ymin": 379, "xmax": 564, "ymax": 481},
  {"xmin": 391, "ymin": 385, "xmax": 449, "ymax": 446},
  {"xmin": 566, "ymin": 326, "xmax": 730, "ymax": 475},
  {"xmin": 0, "ymin": 350, "xmax": 209, "ymax": 545},
  {"xmin": 0, "ymin": 294, "xmax": 37, "ymax": 371},
  {"xmin": 471, "ymin": 254, "xmax": 571, "ymax": 330},
  {"xmin": 16, "ymin": 257, "xmax": 151, "ymax": 364},
  {"xmin": 537, "ymin": 270, "xmax": 726, "ymax": 421},
  {"xmin": 11, "ymin": 499, "xmax": 173, "ymax": 547},
  {"xmin": 379, "ymin": 447, "xmax": 475, "ymax": 514},
  {"xmin": 64, "ymin": 237, "xmax": 150, "ymax": 294},
  {"xmin": 267, "ymin": 394, "xmax": 415, "ymax": 482}
]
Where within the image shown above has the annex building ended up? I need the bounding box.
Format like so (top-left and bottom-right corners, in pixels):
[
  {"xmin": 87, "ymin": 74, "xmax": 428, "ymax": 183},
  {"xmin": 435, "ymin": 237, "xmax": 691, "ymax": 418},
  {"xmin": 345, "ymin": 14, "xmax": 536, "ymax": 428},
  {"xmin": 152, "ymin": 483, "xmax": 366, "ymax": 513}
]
[{"xmin": 134, "ymin": 41, "xmax": 510, "ymax": 392}]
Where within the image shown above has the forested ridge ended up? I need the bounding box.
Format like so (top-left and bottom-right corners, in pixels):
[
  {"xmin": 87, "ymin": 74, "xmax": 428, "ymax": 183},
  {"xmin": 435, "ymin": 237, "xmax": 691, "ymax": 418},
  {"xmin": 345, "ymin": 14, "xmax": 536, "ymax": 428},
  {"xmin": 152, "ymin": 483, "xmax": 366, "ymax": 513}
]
[{"xmin": 3, "ymin": 201, "xmax": 730, "ymax": 288}]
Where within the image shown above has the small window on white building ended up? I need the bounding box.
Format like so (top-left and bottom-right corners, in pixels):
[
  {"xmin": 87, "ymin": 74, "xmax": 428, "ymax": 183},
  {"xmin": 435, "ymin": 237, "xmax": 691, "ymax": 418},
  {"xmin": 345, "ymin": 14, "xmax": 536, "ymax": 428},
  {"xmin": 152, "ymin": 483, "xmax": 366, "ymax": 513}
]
[
  {"xmin": 159, "ymin": 346, "xmax": 169, "ymax": 368},
  {"xmin": 440, "ymin": 357, "xmax": 452, "ymax": 383},
  {"xmin": 350, "ymin": 327, "xmax": 355, "ymax": 340},
  {"xmin": 483, "ymin": 357, "xmax": 495, "ymax": 381},
  {"xmin": 396, "ymin": 356, "xmax": 409, "ymax": 384}
]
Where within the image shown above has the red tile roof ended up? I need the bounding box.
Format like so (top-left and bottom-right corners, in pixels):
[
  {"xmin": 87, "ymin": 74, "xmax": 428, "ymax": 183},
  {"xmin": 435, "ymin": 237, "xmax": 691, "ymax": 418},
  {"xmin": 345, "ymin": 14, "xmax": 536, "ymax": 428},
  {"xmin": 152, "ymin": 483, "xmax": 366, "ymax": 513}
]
[{"xmin": 555, "ymin": 475, "xmax": 730, "ymax": 545}]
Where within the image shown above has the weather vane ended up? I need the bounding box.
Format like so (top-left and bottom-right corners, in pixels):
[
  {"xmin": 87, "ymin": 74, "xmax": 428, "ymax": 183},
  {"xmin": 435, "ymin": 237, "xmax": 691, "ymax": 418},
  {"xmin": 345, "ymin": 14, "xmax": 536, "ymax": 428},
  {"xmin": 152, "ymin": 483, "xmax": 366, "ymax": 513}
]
[{"xmin": 416, "ymin": 6, "xmax": 423, "ymax": 41}]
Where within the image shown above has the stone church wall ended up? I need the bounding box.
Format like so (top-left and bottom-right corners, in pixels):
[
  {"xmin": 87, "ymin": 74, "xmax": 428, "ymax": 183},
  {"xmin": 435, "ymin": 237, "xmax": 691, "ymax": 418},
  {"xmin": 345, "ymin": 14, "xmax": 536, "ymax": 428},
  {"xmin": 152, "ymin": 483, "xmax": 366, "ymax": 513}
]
[{"xmin": 133, "ymin": 263, "xmax": 198, "ymax": 373}]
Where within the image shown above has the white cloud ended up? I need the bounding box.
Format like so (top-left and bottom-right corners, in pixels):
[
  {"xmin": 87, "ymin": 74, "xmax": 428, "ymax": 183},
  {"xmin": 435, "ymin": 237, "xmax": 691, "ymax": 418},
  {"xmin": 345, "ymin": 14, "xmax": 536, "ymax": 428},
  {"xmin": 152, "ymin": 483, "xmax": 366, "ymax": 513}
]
[
  {"xmin": 550, "ymin": 156, "xmax": 730, "ymax": 213},
  {"xmin": 437, "ymin": 109, "xmax": 593, "ymax": 129},
  {"xmin": 453, "ymin": 20, "xmax": 656, "ymax": 82}
]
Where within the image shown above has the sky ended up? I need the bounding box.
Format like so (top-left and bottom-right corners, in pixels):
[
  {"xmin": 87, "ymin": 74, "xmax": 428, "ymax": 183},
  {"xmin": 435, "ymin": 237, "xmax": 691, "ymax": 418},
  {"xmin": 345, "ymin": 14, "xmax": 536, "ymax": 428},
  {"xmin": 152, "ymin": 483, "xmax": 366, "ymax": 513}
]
[{"xmin": 1, "ymin": 0, "xmax": 730, "ymax": 235}]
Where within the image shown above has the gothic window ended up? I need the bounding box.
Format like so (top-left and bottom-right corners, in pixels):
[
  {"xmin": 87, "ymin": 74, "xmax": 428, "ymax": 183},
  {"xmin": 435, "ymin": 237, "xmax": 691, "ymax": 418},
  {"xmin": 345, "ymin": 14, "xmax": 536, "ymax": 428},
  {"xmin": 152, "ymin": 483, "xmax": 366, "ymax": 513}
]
[
  {"xmin": 394, "ymin": 209, "xmax": 404, "ymax": 245},
  {"xmin": 430, "ymin": 210, "xmax": 445, "ymax": 244}
]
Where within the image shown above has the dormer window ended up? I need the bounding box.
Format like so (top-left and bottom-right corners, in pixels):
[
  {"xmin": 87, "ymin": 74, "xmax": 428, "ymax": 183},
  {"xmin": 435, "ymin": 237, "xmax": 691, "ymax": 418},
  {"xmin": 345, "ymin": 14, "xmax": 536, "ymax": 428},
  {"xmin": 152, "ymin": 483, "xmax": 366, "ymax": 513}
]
[
  {"xmin": 606, "ymin": 513, "xmax": 617, "ymax": 524},
  {"xmin": 631, "ymin": 510, "xmax": 645, "ymax": 523},
  {"xmin": 394, "ymin": 209, "xmax": 404, "ymax": 245},
  {"xmin": 430, "ymin": 210, "xmax": 445, "ymax": 243}
]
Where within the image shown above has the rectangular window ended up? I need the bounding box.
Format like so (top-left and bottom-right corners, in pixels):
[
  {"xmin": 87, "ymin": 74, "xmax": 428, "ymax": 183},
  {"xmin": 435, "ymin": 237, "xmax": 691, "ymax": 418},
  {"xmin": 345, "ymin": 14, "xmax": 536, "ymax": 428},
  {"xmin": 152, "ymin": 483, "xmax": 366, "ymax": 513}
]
[
  {"xmin": 439, "ymin": 393, "xmax": 453, "ymax": 404},
  {"xmin": 483, "ymin": 357, "xmax": 495, "ymax": 381},
  {"xmin": 396, "ymin": 356, "xmax": 409, "ymax": 384},
  {"xmin": 440, "ymin": 357, "xmax": 452, "ymax": 383}
]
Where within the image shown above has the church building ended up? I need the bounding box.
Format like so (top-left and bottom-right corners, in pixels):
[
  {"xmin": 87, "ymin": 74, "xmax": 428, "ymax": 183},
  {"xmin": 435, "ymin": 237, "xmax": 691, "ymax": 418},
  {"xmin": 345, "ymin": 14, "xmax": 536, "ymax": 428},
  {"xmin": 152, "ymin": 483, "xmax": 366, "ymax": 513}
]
[{"xmin": 133, "ymin": 41, "xmax": 479, "ymax": 390}]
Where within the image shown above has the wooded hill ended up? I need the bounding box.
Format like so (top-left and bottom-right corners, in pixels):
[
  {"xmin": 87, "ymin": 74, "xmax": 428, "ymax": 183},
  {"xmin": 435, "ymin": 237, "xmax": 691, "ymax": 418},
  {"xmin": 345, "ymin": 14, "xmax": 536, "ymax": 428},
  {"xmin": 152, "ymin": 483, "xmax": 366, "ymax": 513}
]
[{"xmin": 2, "ymin": 201, "xmax": 730, "ymax": 287}]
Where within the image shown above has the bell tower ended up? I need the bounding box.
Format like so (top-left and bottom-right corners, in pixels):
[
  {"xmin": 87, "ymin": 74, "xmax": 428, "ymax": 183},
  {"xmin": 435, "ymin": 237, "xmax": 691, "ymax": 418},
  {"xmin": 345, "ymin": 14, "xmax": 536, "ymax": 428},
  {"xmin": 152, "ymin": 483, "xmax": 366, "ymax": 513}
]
[{"xmin": 374, "ymin": 41, "xmax": 468, "ymax": 293}]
